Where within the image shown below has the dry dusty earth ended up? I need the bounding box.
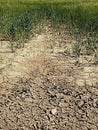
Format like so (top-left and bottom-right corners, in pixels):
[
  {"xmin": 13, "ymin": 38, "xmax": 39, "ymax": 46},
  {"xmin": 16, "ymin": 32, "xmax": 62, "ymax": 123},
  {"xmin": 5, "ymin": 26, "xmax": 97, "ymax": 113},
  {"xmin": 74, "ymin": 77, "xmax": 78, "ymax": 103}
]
[{"xmin": 0, "ymin": 29, "xmax": 98, "ymax": 130}]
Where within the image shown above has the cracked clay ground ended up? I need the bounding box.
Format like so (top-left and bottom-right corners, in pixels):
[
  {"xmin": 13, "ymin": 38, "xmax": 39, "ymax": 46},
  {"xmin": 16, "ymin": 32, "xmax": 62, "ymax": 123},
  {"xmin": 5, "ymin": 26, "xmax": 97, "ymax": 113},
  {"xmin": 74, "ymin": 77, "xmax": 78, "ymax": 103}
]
[{"xmin": 0, "ymin": 30, "xmax": 98, "ymax": 130}]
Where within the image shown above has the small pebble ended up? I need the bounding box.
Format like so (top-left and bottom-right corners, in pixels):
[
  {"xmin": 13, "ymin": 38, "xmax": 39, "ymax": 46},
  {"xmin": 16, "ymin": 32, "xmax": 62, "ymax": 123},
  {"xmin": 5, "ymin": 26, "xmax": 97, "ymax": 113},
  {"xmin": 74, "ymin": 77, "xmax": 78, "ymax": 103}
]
[{"xmin": 51, "ymin": 108, "xmax": 57, "ymax": 115}]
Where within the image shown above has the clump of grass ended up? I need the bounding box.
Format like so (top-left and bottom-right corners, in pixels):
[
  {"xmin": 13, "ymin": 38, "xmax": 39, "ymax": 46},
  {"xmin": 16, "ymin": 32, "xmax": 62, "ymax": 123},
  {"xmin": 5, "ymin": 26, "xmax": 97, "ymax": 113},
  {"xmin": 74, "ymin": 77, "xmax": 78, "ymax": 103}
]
[
  {"xmin": 73, "ymin": 40, "xmax": 82, "ymax": 57},
  {"xmin": 84, "ymin": 35, "xmax": 97, "ymax": 55},
  {"xmin": 73, "ymin": 32, "xmax": 98, "ymax": 63}
]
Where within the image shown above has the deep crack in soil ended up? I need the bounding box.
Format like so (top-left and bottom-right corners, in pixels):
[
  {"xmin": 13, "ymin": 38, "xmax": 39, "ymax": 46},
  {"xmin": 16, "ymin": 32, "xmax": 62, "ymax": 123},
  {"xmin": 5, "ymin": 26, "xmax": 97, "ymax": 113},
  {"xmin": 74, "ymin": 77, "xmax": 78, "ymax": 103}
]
[{"xmin": 0, "ymin": 31, "xmax": 98, "ymax": 130}]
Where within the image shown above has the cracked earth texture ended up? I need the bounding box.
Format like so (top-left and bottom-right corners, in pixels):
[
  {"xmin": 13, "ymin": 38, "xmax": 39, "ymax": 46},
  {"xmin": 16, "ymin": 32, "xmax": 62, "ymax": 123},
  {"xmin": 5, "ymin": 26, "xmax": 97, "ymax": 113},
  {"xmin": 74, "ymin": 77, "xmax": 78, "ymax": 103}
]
[{"xmin": 0, "ymin": 28, "xmax": 98, "ymax": 130}]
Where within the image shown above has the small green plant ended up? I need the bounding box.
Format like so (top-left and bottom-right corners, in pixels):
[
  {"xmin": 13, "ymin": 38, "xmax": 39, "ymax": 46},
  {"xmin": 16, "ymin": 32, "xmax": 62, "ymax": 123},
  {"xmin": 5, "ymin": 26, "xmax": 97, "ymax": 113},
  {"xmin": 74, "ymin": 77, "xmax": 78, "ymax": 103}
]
[
  {"xmin": 94, "ymin": 53, "xmax": 98, "ymax": 64},
  {"xmin": 73, "ymin": 40, "xmax": 82, "ymax": 57},
  {"xmin": 81, "ymin": 33, "xmax": 98, "ymax": 56}
]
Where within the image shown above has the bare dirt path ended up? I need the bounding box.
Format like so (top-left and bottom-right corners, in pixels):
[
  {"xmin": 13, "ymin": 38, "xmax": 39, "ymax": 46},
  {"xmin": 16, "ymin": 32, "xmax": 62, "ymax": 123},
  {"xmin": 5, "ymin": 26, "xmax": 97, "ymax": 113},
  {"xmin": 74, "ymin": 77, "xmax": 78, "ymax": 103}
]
[
  {"xmin": 0, "ymin": 34, "xmax": 51, "ymax": 92},
  {"xmin": 0, "ymin": 31, "xmax": 98, "ymax": 130}
]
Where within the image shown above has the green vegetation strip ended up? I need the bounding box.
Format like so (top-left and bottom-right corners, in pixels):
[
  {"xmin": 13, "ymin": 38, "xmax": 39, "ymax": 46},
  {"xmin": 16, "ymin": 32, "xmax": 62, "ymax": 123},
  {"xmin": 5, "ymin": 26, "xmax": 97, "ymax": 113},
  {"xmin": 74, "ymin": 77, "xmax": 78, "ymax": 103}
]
[
  {"xmin": 0, "ymin": 0, "xmax": 98, "ymax": 40},
  {"xmin": 0, "ymin": 0, "xmax": 98, "ymax": 58}
]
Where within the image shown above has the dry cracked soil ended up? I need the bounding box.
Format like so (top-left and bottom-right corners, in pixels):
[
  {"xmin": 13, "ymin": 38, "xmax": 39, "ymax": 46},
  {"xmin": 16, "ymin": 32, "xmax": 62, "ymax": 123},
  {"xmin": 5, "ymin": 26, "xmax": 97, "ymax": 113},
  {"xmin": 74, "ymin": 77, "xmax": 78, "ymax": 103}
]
[{"xmin": 0, "ymin": 28, "xmax": 98, "ymax": 130}]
